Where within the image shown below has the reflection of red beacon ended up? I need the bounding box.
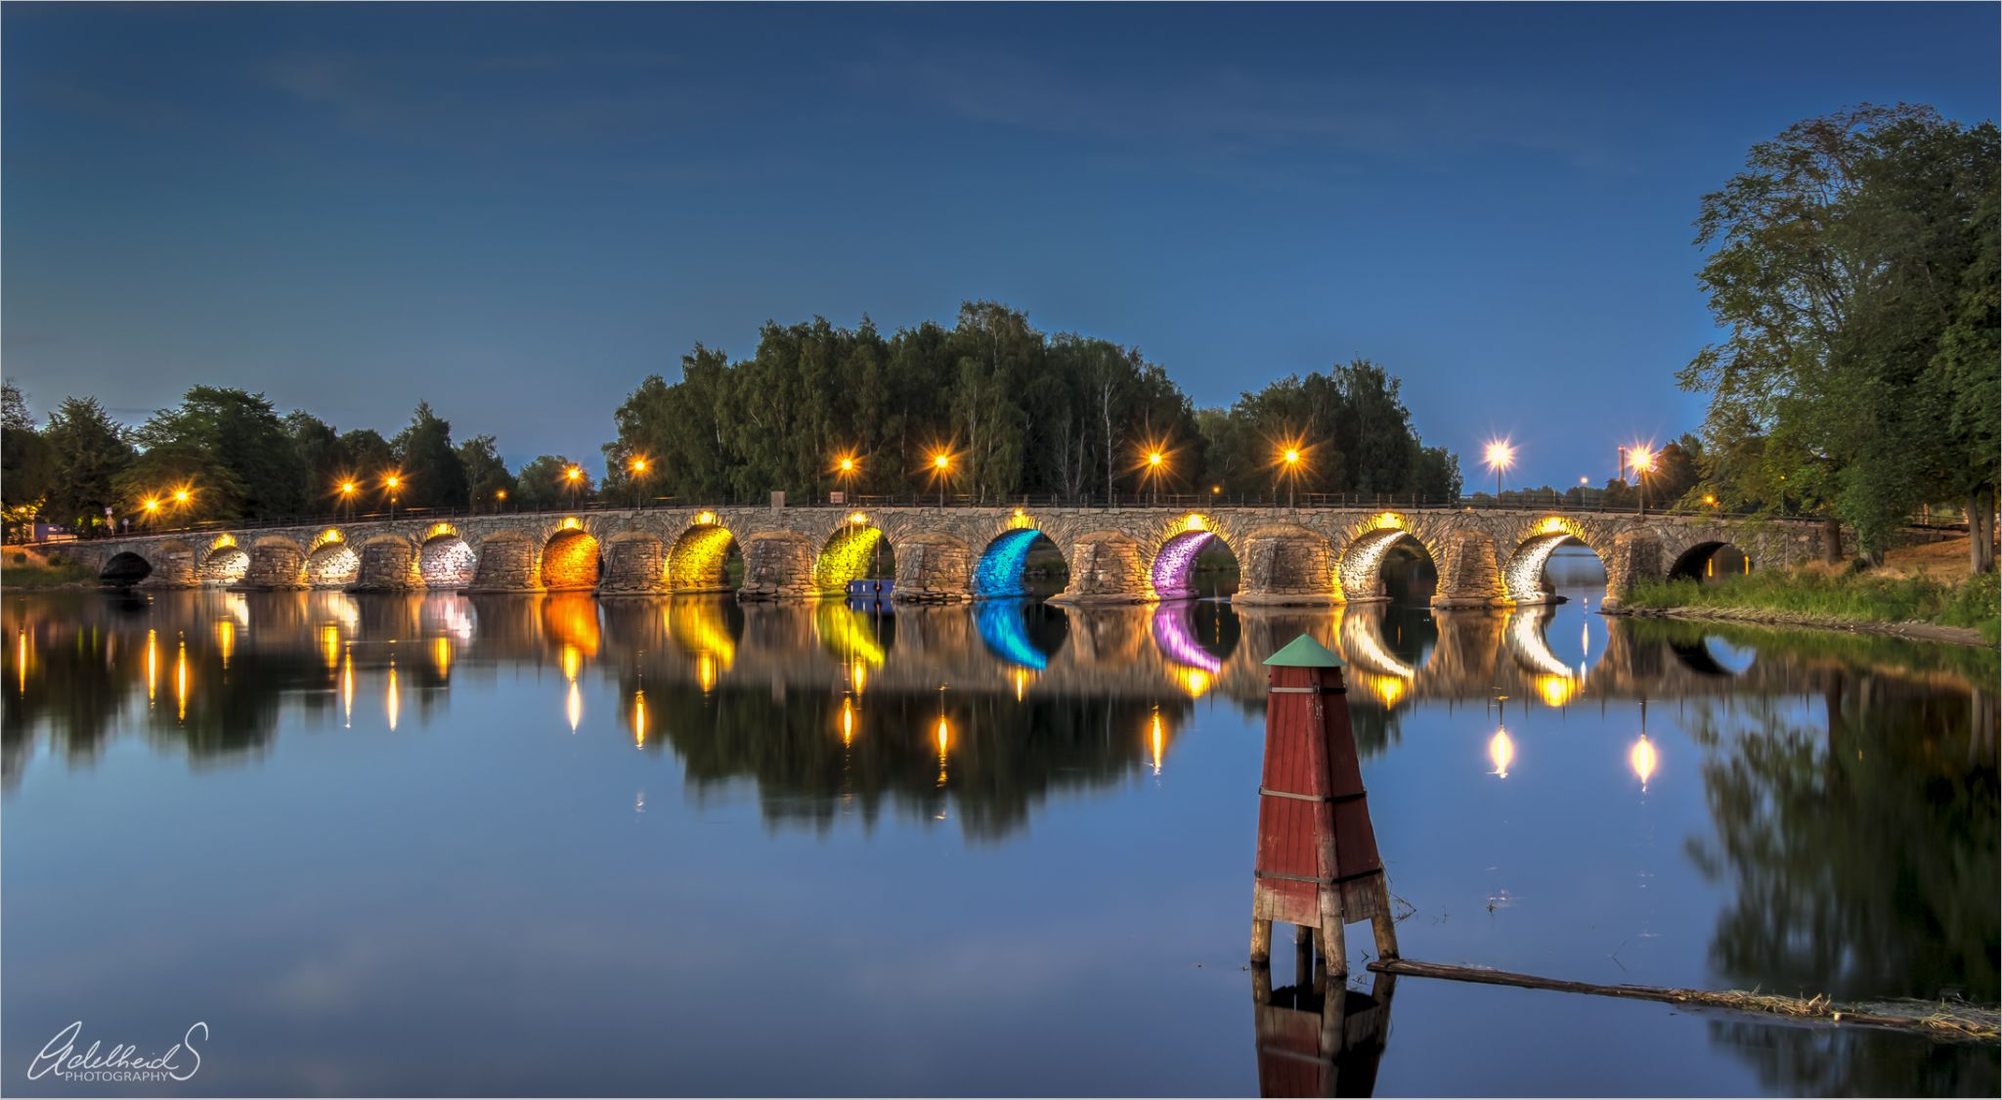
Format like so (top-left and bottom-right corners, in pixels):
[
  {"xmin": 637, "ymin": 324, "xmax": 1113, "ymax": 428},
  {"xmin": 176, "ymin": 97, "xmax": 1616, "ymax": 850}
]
[{"xmin": 1251, "ymin": 635, "xmax": 1398, "ymax": 976}]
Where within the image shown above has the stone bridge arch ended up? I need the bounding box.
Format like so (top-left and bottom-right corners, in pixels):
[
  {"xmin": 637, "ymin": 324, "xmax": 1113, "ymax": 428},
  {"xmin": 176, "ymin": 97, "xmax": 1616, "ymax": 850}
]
[
  {"xmin": 668, "ymin": 518, "xmax": 740, "ymax": 594},
  {"xmin": 1145, "ymin": 512, "xmax": 1245, "ymax": 602},
  {"xmin": 1335, "ymin": 513, "xmax": 1452, "ymax": 604},
  {"xmin": 419, "ymin": 524, "xmax": 478, "ymax": 589},
  {"xmin": 1499, "ymin": 516, "xmax": 1614, "ymax": 606},
  {"xmin": 540, "ymin": 521, "xmax": 602, "ymax": 591},
  {"xmin": 303, "ymin": 529, "xmax": 361, "ymax": 589}
]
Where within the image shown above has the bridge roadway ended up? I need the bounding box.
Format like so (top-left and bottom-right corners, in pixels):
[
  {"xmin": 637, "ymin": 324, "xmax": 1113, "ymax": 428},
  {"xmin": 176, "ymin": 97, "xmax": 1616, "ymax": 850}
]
[{"xmin": 70, "ymin": 503, "xmax": 1836, "ymax": 610}]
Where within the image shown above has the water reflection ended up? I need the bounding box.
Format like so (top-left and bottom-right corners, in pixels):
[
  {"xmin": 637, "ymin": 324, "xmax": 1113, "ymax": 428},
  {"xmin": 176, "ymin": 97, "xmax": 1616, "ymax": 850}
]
[{"xmin": 2, "ymin": 590, "xmax": 1996, "ymax": 1095}]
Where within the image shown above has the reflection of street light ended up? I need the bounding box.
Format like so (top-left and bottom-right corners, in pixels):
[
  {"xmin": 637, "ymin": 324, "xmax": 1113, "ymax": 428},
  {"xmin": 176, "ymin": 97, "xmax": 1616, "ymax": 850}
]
[{"xmin": 1483, "ymin": 438, "xmax": 1515, "ymax": 503}]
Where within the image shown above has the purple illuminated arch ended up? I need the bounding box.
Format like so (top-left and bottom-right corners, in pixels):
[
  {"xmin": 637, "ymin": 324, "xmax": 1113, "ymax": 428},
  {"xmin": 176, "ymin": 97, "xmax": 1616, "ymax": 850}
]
[{"xmin": 1151, "ymin": 530, "xmax": 1216, "ymax": 600}]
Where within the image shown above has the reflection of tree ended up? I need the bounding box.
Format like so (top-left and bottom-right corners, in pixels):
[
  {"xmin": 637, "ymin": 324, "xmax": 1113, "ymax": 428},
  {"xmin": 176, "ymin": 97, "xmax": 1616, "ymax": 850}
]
[
  {"xmin": 1686, "ymin": 677, "xmax": 1999, "ymax": 1095},
  {"xmin": 637, "ymin": 671, "xmax": 1187, "ymax": 840}
]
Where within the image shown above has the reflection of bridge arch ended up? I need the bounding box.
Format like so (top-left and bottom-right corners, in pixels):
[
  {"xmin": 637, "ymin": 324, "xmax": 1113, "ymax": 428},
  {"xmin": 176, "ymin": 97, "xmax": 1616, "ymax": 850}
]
[
  {"xmin": 1336, "ymin": 605, "xmax": 1430, "ymax": 707},
  {"xmin": 1503, "ymin": 606, "xmax": 1585, "ymax": 711},
  {"xmin": 1337, "ymin": 517, "xmax": 1441, "ymax": 603},
  {"xmin": 668, "ymin": 522, "xmax": 738, "ymax": 593},
  {"xmin": 1150, "ymin": 601, "xmax": 1234, "ymax": 673},
  {"xmin": 973, "ymin": 599, "xmax": 1065, "ymax": 670}
]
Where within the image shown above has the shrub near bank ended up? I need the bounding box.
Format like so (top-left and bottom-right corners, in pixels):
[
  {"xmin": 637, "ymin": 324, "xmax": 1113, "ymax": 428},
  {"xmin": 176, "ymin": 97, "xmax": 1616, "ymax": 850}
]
[
  {"xmin": 1623, "ymin": 568, "xmax": 2001, "ymax": 644},
  {"xmin": 0, "ymin": 547, "xmax": 96, "ymax": 589}
]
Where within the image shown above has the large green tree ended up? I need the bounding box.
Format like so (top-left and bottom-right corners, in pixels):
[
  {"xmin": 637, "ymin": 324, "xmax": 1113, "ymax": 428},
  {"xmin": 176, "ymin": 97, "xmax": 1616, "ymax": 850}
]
[
  {"xmin": 390, "ymin": 402, "xmax": 469, "ymax": 511},
  {"xmin": 1681, "ymin": 104, "xmax": 1999, "ymax": 567},
  {"xmin": 41, "ymin": 397, "xmax": 135, "ymax": 531},
  {"xmin": 1, "ymin": 383, "xmax": 55, "ymax": 516},
  {"xmin": 456, "ymin": 434, "xmax": 513, "ymax": 511},
  {"xmin": 132, "ymin": 387, "xmax": 306, "ymax": 522}
]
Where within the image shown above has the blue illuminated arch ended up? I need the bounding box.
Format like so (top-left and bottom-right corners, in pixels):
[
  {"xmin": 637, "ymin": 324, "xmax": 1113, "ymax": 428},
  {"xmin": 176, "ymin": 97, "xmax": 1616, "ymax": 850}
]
[{"xmin": 973, "ymin": 528, "xmax": 1044, "ymax": 598}]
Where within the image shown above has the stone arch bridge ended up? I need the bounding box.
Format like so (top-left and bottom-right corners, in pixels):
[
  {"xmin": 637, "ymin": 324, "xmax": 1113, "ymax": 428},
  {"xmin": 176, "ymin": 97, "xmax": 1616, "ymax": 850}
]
[{"xmin": 71, "ymin": 504, "xmax": 1831, "ymax": 610}]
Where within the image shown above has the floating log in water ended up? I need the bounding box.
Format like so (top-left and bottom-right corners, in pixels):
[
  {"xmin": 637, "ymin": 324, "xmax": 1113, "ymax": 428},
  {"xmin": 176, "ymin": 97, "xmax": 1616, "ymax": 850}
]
[{"xmin": 1367, "ymin": 958, "xmax": 1999, "ymax": 1043}]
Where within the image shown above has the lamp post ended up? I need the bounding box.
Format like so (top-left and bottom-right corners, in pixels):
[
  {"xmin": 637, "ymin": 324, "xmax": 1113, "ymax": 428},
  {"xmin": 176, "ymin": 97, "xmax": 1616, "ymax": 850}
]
[
  {"xmin": 1483, "ymin": 439, "xmax": 1516, "ymax": 506},
  {"xmin": 142, "ymin": 497, "xmax": 161, "ymax": 527},
  {"xmin": 1143, "ymin": 447, "xmax": 1166, "ymax": 505},
  {"xmin": 627, "ymin": 456, "xmax": 648, "ymax": 509},
  {"xmin": 339, "ymin": 479, "xmax": 358, "ymax": 521},
  {"xmin": 1280, "ymin": 447, "xmax": 1301, "ymax": 509},
  {"xmin": 835, "ymin": 453, "xmax": 858, "ymax": 503},
  {"xmin": 495, "ymin": 488, "xmax": 508, "ymax": 513},
  {"xmin": 564, "ymin": 465, "xmax": 583, "ymax": 509},
  {"xmin": 384, "ymin": 473, "xmax": 402, "ymax": 521},
  {"xmin": 931, "ymin": 452, "xmax": 952, "ymax": 508},
  {"xmin": 1628, "ymin": 446, "xmax": 1655, "ymax": 516}
]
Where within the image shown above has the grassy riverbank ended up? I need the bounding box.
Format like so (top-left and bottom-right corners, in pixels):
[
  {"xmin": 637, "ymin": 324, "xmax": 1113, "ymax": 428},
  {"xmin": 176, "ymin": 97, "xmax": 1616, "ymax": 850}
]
[
  {"xmin": 0, "ymin": 547, "xmax": 97, "ymax": 590},
  {"xmin": 1620, "ymin": 567, "xmax": 2000, "ymax": 646}
]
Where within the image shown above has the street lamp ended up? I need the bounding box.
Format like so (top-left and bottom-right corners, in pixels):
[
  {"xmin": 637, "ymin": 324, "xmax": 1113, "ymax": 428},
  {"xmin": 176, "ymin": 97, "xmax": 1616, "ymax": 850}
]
[
  {"xmin": 384, "ymin": 473, "xmax": 402, "ymax": 520},
  {"xmin": 627, "ymin": 455, "xmax": 649, "ymax": 509},
  {"xmin": 564, "ymin": 465, "xmax": 583, "ymax": 508},
  {"xmin": 141, "ymin": 497, "xmax": 161, "ymax": 526},
  {"xmin": 1483, "ymin": 439, "xmax": 1515, "ymax": 505},
  {"xmin": 834, "ymin": 452, "xmax": 859, "ymax": 502},
  {"xmin": 930, "ymin": 451, "xmax": 953, "ymax": 508},
  {"xmin": 1141, "ymin": 445, "xmax": 1168, "ymax": 505},
  {"xmin": 1627, "ymin": 446, "xmax": 1655, "ymax": 516},
  {"xmin": 339, "ymin": 479, "xmax": 358, "ymax": 520},
  {"xmin": 495, "ymin": 487, "xmax": 508, "ymax": 512},
  {"xmin": 1278, "ymin": 445, "xmax": 1303, "ymax": 508}
]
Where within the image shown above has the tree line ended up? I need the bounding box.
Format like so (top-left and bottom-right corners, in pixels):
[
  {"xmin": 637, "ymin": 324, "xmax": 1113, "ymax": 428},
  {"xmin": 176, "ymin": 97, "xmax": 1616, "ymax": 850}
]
[
  {"xmin": 1682, "ymin": 103, "xmax": 1998, "ymax": 571},
  {"xmin": 1, "ymin": 301, "xmax": 1463, "ymax": 534}
]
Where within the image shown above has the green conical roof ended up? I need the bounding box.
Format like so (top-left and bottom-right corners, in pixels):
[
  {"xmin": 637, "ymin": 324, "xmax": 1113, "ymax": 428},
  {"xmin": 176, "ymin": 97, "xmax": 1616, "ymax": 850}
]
[{"xmin": 1263, "ymin": 634, "xmax": 1342, "ymax": 668}]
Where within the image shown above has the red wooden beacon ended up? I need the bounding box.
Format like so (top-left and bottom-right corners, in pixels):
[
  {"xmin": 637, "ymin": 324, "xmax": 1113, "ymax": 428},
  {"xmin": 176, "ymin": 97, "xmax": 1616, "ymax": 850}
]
[{"xmin": 1251, "ymin": 634, "xmax": 1398, "ymax": 977}]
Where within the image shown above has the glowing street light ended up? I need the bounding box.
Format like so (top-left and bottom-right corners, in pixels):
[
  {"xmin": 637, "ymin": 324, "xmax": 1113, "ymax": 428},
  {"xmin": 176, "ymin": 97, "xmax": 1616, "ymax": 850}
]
[
  {"xmin": 1627, "ymin": 445, "xmax": 1656, "ymax": 516},
  {"xmin": 141, "ymin": 497, "xmax": 161, "ymax": 524},
  {"xmin": 929, "ymin": 450, "xmax": 953, "ymax": 508},
  {"xmin": 564, "ymin": 464, "xmax": 584, "ymax": 508},
  {"xmin": 1277, "ymin": 443, "xmax": 1304, "ymax": 508},
  {"xmin": 338, "ymin": 478, "xmax": 358, "ymax": 520},
  {"xmin": 384, "ymin": 472, "xmax": 403, "ymax": 520},
  {"xmin": 1139, "ymin": 443, "xmax": 1170, "ymax": 504},
  {"xmin": 833, "ymin": 452, "xmax": 860, "ymax": 502},
  {"xmin": 627, "ymin": 455, "xmax": 649, "ymax": 508},
  {"xmin": 1483, "ymin": 438, "xmax": 1516, "ymax": 503},
  {"xmin": 495, "ymin": 487, "xmax": 508, "ymax": 512}
]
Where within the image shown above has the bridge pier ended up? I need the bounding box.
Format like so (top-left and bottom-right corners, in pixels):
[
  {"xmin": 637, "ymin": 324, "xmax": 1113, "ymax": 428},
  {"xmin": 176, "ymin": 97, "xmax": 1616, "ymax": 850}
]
[
  {"xmin": 600, "ymin": 533, "xmax": 669, "ymax": 596},
  {"xmin": 136, "ymin": 542, "xmax": 199, "ymax": 588},
  {"xmin": 1600, "ymin": 531, "xmax": 1663, "ymax": 612},
  {"xmin": 1235, "ymin": 527, "xmax": 1339, "ymax": 607},
  {"xmin": 351, "ymin": 538, "xmax": 422, "ymax": 592},
  {"xmin": 237, "ymin": 541, "xmax": 307, "ymax": 590},
  {"xmin": 1429, "ymin": 531, "xmax": 1507, "ymax": 610},
  {"xmin": 1049, "ymin": 531, "xmax": 1152, "ymax": 605},
  {"xmin": 464, "ymin": 534, "xmax": 541, "ymax": 593},
  {"xmin": 892, "ymin": 534, "xmax": 973, "ymax": 604},
  {"xmin": 738, "ymin": 531, "xmax": 818, "ymax": 601}
]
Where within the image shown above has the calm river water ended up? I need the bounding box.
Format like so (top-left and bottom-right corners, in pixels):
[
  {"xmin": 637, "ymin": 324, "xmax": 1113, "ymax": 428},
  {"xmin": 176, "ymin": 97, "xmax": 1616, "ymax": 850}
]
[{"xmin": 4, "ymin": 555, "xmax": 1996, "ymax": 1096}]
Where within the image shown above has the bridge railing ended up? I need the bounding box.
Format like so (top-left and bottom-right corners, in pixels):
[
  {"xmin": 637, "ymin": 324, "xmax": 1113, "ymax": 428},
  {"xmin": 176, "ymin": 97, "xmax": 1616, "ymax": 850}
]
[{"xmin": 19, "ymin": 488, "xmax": 1784, "ymax": 543}]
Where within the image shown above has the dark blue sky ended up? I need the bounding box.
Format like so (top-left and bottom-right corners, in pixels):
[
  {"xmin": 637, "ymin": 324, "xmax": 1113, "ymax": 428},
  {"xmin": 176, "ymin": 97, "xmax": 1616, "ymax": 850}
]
[{"xmin": 5, "ymin": 3, "xmax": 1995, "ymax": 484}]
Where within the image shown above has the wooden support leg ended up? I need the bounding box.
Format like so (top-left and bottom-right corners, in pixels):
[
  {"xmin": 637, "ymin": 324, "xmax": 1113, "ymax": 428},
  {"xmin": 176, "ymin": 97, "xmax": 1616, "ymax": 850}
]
[
  {"xmin": 1250, "ymin": 918, "xmax": 1272, "ymax": 965},
  {"xmin": 1319, "ymin": 915, "xmax": 1350, "ymax": 980},
  {"xmin": 1370, "ymin": 913, "xmax": 1400, "ymax": 961},
  {"xmin": 1294, "ymin": 924, "xmax": 1315, "ymax": 988}
]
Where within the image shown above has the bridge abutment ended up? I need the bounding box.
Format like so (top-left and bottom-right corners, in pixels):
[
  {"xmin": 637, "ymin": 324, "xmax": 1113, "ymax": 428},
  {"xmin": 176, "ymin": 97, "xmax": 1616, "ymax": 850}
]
[
  {"xmin": 600, "ymin": 533, "xmax": 669, "ymax": 596},
  {"xmin": 238, "ymin": 541, "xmax": 307, "ymax": 590},
  {"xmin": 465, "ymin": 535, "xmax": 541, "ymax": 593}
]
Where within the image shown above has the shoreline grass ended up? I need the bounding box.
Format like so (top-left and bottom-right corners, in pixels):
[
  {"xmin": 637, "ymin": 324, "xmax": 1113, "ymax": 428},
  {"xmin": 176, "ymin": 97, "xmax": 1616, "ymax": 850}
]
[
  {"xmin": 1621, "ymin": 568, "xmax": 2000, "ymax": 645},
  {"xmin": 0, "ymin": 548, "xmax": 98, "ymax": 590}
]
